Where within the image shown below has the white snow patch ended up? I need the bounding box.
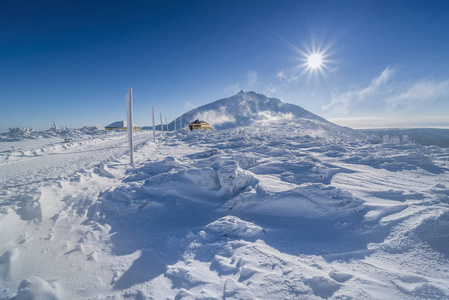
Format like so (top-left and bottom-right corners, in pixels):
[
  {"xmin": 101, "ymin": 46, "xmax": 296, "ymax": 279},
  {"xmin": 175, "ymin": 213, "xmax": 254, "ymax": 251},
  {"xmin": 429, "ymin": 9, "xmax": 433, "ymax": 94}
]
[{"xmin": 204, "ymin": 216, "xmax": 265, "ymax": 238}]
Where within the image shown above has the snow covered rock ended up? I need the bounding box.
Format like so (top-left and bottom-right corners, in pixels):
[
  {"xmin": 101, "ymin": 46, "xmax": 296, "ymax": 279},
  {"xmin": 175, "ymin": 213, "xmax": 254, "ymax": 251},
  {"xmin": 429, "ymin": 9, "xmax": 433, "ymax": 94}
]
[{"xmin": 204, "ymin": 216, "xmax": 264, "ymax": 238}]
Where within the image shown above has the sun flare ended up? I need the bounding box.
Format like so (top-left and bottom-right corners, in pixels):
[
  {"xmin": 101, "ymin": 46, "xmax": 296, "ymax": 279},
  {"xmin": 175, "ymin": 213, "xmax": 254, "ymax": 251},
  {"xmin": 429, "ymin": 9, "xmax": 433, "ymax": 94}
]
[
  {"xmin": 285, "ymin": 38, "xmax": 335, "ymax": 80},
  {"xmin": 307, "ymin": 53, "xmax": 323, "ymax": 69},
  {"xmin": 299, "ymin": 47, "xmax": 330, "ymax": 78}
]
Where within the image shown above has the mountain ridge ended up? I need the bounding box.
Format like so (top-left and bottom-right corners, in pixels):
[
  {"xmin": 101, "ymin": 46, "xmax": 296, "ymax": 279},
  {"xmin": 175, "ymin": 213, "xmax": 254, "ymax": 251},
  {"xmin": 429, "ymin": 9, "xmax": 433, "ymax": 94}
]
[{"xmin": 150, "ymin": 91, "xmax": 365, "ymax": 140}]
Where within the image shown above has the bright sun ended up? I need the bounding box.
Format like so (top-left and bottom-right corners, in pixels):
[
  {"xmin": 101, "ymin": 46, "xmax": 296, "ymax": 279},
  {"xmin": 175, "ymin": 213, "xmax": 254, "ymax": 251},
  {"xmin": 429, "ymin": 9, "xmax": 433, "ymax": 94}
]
[
  {"xmin": 292, "ymin": 40, "xmax": 333, "ymax": 79},
  {"xmin": 307, "ymin": 53, "xmax": 323, "ymax": 69}
]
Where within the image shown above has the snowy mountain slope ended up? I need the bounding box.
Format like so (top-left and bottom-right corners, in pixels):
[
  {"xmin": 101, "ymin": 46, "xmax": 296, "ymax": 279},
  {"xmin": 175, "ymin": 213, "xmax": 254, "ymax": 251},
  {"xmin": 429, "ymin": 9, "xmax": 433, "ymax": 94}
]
[
  {"xmin": 1, "ymin": 125, "xmax": 448, "ymax": 299},
  {"xmin": 157, "ymin": 91, "xmax": 365, "ymax": 140}
]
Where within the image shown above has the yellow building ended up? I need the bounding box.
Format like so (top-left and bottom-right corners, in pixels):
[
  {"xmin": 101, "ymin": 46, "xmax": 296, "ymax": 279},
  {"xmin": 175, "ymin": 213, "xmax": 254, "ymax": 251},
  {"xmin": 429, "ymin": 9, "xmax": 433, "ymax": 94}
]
[
  {"xmin": 105, "ymin": 121, "xmax": 141, "ymax": 131},
  {"xmin": 188, "ymin": 119, "xmax": 212, "ymax": 131}
]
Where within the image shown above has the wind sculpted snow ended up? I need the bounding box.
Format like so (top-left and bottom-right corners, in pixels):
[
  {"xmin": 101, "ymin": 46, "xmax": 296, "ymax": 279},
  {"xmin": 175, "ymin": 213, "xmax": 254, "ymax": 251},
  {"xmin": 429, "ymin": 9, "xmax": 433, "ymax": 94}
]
[{"xmin": 0, "ymin": 121, "xmax": 448, "ymax": 299}]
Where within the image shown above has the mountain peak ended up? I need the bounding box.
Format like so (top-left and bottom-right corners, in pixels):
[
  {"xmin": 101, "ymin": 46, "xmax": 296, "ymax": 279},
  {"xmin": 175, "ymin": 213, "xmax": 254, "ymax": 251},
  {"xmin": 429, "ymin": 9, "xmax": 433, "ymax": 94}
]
[{"xmin": 166, "ymin": 91, "xmax": 364, "ymax": 140}]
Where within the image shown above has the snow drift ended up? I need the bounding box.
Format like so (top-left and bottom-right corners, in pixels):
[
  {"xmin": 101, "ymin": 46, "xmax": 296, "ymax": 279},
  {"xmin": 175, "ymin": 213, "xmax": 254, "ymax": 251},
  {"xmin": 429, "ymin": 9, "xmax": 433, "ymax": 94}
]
[{"xmin": 0, "ymin": 98, "xmax": 448, "ymax": 299}]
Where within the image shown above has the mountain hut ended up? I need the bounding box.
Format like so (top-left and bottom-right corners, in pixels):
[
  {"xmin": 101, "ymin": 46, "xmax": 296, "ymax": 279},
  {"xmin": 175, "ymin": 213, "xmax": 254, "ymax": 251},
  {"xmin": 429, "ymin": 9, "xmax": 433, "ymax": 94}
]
[{"xmin": 188, "ymin": 119, "xmax": 212, "ymax": 131}]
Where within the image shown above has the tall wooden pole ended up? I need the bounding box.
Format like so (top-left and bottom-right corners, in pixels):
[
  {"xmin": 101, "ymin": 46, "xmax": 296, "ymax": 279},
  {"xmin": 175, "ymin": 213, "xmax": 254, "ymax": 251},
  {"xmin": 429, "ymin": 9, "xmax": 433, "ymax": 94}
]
[
  {"xmin": 152, "ymin": 106, "xmax": 156, "ymax": 142},
  {"xmin": 160, "ymin": 112, "xmax": 164, "ymax": 135},
  {"xmin": 126, "ymin": 87, "xmax": 134, "ymax": 164}
]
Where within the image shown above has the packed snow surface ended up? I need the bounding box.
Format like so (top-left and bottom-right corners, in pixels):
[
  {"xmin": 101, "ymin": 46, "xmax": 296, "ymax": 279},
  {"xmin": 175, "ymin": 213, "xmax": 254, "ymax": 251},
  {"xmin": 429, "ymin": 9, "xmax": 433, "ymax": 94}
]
[{"xmin": 1, "ymin": 121, "xmax": 448, "ymax": 299}]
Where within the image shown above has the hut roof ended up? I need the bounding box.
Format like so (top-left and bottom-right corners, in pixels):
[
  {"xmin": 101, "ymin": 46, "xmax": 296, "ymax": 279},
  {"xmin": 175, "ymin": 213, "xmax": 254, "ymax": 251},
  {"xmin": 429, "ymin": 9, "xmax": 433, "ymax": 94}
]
[{"xmin": 190, "ymin": 119, "xmax": 208, "ymax": 124}]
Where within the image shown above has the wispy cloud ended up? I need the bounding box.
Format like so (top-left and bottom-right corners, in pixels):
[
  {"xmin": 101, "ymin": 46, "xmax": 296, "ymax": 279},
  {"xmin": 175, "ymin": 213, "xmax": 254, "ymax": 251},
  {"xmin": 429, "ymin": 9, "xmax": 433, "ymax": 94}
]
[
  {"xmin": 264, "ymin": 83, "xmax": 280, "ymax": 96},
  {"xmin": 323, "ymin": 66, "xmax": 396, "ymax": 115},
  {"xmin": 224, "ymin": 83, "xmax": 241, "ymax": 95},
  {"xmin": 276, "ymin": 71, "xmax": 287, "ymax": 81},
  {"xmin": 323, "ymin": 66, "xmax": 449, "ymax": 116},
  {"xmin": 185, "ymin": 101, "xmax": 197, "ymax": 110},
  {"xmin": 386, "ymin": 79, "xmax": 449, "ymax": 110},
  {"xmin": 247, "ymin": 71, "xmax": 259, "ymax": 88},
  {"xmin": 276, "ymin": 70, "xmax": 299, "ymax": 83},
  {"xmin": 224, "ymin": 71, "xmax": 260, "ymax": 95},
  {"xmin": 359, "ymin": 67, "xmax": 396, "ymax": 98}
]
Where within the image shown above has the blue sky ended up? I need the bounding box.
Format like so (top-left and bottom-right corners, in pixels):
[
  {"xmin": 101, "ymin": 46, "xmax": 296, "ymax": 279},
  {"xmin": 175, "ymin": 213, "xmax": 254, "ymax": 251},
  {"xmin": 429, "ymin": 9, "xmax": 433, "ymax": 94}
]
[{"xmin": 1, "ymin": 0, "xmax": 449, "ymax": 132}]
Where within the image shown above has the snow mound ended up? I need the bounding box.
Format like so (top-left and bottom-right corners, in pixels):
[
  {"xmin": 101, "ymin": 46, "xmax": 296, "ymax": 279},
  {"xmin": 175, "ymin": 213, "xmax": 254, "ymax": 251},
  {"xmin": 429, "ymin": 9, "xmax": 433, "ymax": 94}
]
[
  {"xmin": 237, "ymin": 183, "xmax": 362, "ymax": 219},
  {"xmin": 204, "ymin": 216, "xmax": 265, "ymax": 238},
  {"xmin": 11, "ymin": 276, "xmax": 62, "ymax": 300},
  {"xmin": 414, "ymin": 211, "xmax": 449, "ymax": 258},
  {"xmin": 183, "ymin": 167, "xmax": 221, "ymax": 190},
  {"xmin": 216, "ymin": 161, "xmax": 255, "ymax": 196}
]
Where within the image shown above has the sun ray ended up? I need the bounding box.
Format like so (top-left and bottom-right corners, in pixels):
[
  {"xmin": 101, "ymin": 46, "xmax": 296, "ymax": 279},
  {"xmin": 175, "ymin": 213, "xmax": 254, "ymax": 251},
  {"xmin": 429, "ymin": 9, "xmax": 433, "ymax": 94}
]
[
  {"xmin": 275, "ymin": 34, "xmax": 338, "ymax": 84},
  {"xmin": 298, "ymin": 44, "xmax": 333, "ymax": 83}
]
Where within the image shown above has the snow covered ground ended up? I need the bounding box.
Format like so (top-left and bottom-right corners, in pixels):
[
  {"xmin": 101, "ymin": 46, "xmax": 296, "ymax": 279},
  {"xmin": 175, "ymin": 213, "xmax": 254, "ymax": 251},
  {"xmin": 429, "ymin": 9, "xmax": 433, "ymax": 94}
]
[{"xmin": 1, "ymin": 122, "xmax": 448, "ymax": 299}]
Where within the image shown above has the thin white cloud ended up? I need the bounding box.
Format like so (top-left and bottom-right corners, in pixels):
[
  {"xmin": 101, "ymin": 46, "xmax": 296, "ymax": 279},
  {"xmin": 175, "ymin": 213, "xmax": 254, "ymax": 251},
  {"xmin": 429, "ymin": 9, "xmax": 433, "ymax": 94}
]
[
  {"xmin": 386, "ymin": 79, "xmax": 449, "ymax": 110},
  {"xmin": 323, "ymin": 66, "xmax": 397, "ymax": 115},
  {"xmin": 224, "ymin": 71, "xmax": 260, "ymax": 95},
  {"xmin": 276, "ymin": 71, "xmax": 287, "ymax": 80},
  {"xmin": 358, "ymin": 66, "xmax": 396, "ymax": 98},
  {"xmin": 264, "ymin": 83, "xmax": 279, "ymax": 96},
  {"xmin": 224, "ymin": 83, "xmax": 240, "ymax": 95},
  {"xmin": 247, "ymin": 71, "xmax": 259, "ymax": 88},
  {"xmin": 323, "ymin": 66, "xmax": 449, "ymax": 117},
  {"xmin": 185, "ymin": 101, "xmax": 197, "ymax": 110},
  {"xmin": 276, "ymin": 70, "xmax": 299, "ymax": 83}
]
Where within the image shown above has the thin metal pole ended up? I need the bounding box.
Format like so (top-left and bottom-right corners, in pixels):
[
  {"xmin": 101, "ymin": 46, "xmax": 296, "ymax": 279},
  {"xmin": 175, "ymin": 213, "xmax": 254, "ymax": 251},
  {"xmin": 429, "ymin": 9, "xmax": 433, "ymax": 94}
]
[{"xmin": 152, "ymin": 106, "xmax": 155, "ymax": 142}]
